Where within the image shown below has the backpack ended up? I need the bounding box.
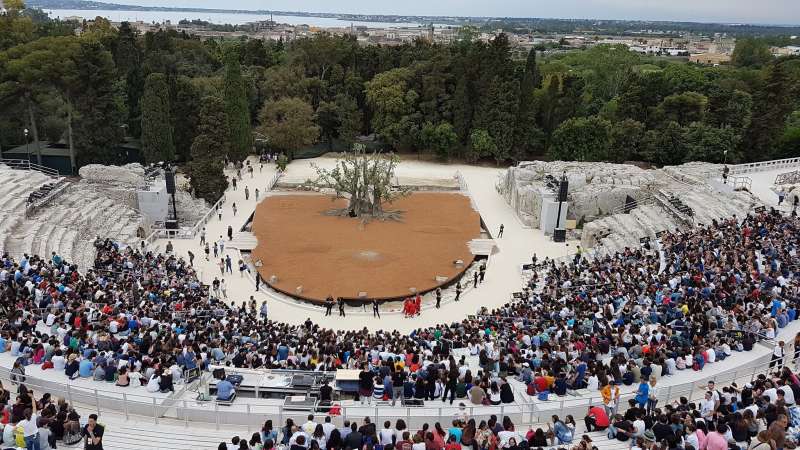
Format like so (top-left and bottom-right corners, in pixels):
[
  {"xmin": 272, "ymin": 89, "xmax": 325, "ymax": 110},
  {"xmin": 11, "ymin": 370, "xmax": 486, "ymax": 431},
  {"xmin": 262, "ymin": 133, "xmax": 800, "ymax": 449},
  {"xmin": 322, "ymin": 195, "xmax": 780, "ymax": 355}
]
[
  {"xmin": 526, "ymin": 383, "xmax": 536, "ymax": 396},
  {"xmin": 537, "ymin": 390, "xmax": 549, "ymax": 401}
]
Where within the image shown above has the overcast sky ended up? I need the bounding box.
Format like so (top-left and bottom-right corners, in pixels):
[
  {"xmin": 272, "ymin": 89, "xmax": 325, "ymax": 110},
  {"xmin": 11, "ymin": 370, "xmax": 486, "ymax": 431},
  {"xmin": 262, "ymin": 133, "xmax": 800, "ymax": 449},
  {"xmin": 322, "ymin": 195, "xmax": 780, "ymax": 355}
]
[{"xmin": 110, "ymin": 0, "xmax": 800, "ymax": 25}]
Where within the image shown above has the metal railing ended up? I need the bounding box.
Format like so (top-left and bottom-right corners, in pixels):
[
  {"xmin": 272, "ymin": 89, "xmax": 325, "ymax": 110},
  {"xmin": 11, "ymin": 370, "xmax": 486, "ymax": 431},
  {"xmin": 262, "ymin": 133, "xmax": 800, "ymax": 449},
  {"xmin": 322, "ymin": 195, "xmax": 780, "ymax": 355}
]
[
  {"xmin": 0, "ymin": 345, "xmax": 790, "ymax": 433},
  {"xmin": 24, "ymin": 178, "xmax": 70, "ymax": 218},
  {"xmin": 0, "ymin": 158, "xmax": 60, "ymax": 177},
  {"xmin": 729, "ymin": 157, "xmax": 800, "ymax": 176},
  {"xmin": 143, "ymin": 193, "xmax": 227, "ymax": 242}
]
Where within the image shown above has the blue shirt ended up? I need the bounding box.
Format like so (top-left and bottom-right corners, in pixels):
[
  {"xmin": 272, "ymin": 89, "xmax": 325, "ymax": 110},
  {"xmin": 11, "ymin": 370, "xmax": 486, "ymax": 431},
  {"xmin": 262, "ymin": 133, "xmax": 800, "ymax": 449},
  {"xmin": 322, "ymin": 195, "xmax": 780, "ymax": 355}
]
[
  {"xmin": 79, "ymin": 359, "xmax": 94, "ymax": 378},
  {"xmin": 0, "ymin": 336, "xmax": 5, "ymax": 353},
  {"xmin": 217, "ymin": 380, "xmax": 235, "ymax": 400}
]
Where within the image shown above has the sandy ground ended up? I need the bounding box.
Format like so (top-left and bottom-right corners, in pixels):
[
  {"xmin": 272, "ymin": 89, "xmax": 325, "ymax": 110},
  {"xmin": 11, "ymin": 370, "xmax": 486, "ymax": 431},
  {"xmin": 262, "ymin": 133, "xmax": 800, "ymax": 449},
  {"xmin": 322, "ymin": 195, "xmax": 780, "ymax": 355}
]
[{"xmin": 251, "ymin": 193, "xmax": 480, "ymax": 302}]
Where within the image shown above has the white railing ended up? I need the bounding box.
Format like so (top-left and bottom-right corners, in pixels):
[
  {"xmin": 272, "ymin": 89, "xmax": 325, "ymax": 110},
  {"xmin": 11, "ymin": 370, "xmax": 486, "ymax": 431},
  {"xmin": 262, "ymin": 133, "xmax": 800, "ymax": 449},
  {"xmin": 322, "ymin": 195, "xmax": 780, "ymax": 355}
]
[
  {"xmin": 729, "ymin": 157, "xmax": 800, "ymax": 176},
  {"xmin": 0, "ymin": 343, "xmax": 790, "ymax": 433},
  {"xmin": 267, "ymin": 169, "xmax": 283, "ymax": 191},
  {"xmin": 0, "ymin": 158, "xmax": 60, "ymax": 177},
  {"xmin": 454, "ymin": 171, "xmax": 478, "ymax": 211}
]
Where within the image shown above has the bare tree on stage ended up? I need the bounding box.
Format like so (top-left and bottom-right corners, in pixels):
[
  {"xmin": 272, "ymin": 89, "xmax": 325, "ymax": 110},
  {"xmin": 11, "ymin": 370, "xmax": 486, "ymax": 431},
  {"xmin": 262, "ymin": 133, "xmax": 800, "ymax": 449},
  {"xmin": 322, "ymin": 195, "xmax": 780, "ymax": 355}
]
[{"xmin": 309, "ymin": 144, "xmax": 410, "ymax": 222}]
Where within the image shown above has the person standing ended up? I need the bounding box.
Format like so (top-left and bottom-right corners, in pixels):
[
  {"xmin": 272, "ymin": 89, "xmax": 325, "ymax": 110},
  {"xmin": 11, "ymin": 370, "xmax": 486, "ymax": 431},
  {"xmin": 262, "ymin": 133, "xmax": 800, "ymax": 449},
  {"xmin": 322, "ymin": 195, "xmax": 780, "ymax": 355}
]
[
  {"xmin": 255, "ymin": 188, "xmax": 260, "ymax": 201},
  {"xmin": 455, "ymin": 281, "xmax": 462, "ymax": 302},
  {"xmin": 218, "ymin": 258, "xmax": 225, "ymax": 276},
  {"xmin": 213, "ymin": 242, "xmax": 219, "ymax": 258},
  {"xmin": 372, "ymin": 299, "xmax": 380, "ymax": 318},
  {"xmin": 778, "ymin": 189, "xmax": 786, "ymax": 206},
  {"xmin": 225, "ymin": 255, "xmax": 233, "ymax": 274},
  {"xmin": 232, "ymin": 203, "xmax": 237, "ymax": 217},
  {"xmin": 260, "ymin": 301, "xmax": 268, "ymax": 320},
  {"xmin": 187, "ymin": 251, "xmax": 194, "ymax": 267},
  {"xmin": 391, "ymin": 368, "xmax": 405, "ymax": 407},
  {"xmin": 325, "ymin": 295, "xmax": 334, "ymax": 316},
  {"xmin": 435, "ymin": 288, "xmax": 442, "ymax": 308},
  {"xmin": 338, "ymin": 297, "xmax": 345, "ymax": 317},
  {"xmin": 245, "ymin": 186, "xmax": 250, "ymax": 201},
  {"xmin": 771, "ymin": 341, "xmax": 785, "ymax": 368},
  {"xmin": 255, "ymin": 272, "xmax": 261, "ymax": 291},
  {"xmin": 200, "ymin": 228, "xmax": 206, "ymax": 246},
  {"xmin": 204, "ymin": 243, "xmax": 210, "ymax": 261},
  {"xmin": 217, "ymin": 203, "xmax": 222, "ymax": 221},
  {"xmin": 479, "ymin": 263, "xmax": 486, "ymax": 283},
  {"xmin": 232, "ymin": 178, "xmax": 237, "ymax": 191},
  {"xmin": 498, "ymin": 224, "xmax": 504, "ymax": 238},
  {"xmin": 19, "ymin": 397, "xmax": 39, "ymax": 450},
  {"xmin": 473, "ymin": 271, "xmax": 478, "ymax": 288}
]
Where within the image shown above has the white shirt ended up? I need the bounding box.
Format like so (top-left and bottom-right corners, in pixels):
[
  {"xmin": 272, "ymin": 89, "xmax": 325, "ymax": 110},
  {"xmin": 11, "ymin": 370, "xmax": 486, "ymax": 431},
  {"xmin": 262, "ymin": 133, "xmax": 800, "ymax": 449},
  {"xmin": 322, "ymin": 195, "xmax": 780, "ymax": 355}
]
[
  {"xmin": 302, "ymin": 421, "xmax": 317, "ymax": 435},
  {"xmin": 700, "ymin": 398, "xmax": 716, "ymax": 417},
  {"xmin": 380, "ymin": 428, "xmax": 395, "ymax": 445},
  {"xmin": 780, "ymin": 385, "xmax": 795, "ymax": 405},
  {"xmin": 52, "ymin": 355, "xmax": 66, "ymax": 370},
  {"xmin": 321, "ymin": 422, "xmax": 336, "ymax": 440},
  {"xmin": 19, "ymin": 413, "xmax": 39, "ymax": 437}
]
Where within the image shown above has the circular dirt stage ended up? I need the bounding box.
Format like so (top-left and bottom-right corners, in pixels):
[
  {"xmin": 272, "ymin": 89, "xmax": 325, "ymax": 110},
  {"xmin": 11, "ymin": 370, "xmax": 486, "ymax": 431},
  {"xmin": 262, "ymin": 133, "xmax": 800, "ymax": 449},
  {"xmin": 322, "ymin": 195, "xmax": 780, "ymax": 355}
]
[{"xmin": 251, "ymin": 192, "xmax": 481, "ymax": 304}]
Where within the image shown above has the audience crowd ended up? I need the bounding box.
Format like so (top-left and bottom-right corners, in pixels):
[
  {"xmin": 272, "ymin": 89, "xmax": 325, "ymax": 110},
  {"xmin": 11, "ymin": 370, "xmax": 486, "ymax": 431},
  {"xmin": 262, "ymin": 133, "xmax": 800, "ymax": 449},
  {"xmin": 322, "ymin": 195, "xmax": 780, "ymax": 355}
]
[{"xmin": 0, "ymin": 209, "xmax": 799, "ymax": 450}]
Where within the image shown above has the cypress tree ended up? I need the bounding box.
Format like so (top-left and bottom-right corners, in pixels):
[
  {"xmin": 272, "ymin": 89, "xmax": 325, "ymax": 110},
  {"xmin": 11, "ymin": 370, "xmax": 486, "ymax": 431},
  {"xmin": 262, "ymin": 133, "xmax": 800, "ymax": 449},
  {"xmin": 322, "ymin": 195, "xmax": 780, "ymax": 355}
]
[
  {"xmin": 514, "ymin": 48, "xmax": 544, "ymax": 160},
  {"xmin": 223, "ymin": 46, "xmax": 252, "ymax": 161},
  {"xmin": 140, "ymin": 72, "xmax": 175, "ymax": 163}
]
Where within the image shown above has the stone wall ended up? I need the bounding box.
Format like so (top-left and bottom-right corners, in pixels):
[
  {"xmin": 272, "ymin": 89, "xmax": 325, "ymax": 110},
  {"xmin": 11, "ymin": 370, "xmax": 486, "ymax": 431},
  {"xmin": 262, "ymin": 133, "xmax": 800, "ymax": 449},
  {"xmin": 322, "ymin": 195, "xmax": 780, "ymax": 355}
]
[{"xmin": 501, "ymin": 161, "xmax": 761, "ymax": 255}]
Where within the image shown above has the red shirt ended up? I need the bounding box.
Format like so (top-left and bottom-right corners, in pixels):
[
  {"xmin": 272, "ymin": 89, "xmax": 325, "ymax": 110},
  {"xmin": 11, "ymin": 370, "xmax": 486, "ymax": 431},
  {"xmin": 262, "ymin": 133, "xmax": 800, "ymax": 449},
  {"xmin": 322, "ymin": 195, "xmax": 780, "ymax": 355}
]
[{"xmin": 588, "ymin": 406, "xmax": 609, "ymax": 427}]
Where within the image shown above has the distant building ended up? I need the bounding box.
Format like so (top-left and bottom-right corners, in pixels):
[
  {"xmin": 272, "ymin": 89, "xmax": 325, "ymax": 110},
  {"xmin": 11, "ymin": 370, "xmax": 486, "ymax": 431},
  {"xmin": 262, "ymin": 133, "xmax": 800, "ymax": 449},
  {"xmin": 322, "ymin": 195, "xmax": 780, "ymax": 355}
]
[
  {"xmin": 772, "ymin": 46, "xmax": 800, "ymax": 56},
  {"xmin": 689, "ymin": 52, "xmax": 731, "ymax": 65}
]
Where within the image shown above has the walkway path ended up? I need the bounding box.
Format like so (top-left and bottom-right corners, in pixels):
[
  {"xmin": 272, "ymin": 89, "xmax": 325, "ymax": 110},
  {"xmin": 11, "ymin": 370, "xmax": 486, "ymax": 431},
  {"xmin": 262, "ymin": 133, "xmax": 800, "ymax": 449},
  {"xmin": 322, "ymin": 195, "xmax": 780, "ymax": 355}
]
[{"xmin": 153, "ymin": 157, "xmax": 575, "ymax": 332}]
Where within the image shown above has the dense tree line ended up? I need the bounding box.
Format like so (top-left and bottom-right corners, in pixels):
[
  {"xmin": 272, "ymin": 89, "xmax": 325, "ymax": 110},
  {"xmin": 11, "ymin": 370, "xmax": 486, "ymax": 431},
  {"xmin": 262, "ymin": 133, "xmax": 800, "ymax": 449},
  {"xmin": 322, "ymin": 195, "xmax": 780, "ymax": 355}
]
[{"xmin": 1, "ymin": 2, "xmax": 800, "ymax": 204}]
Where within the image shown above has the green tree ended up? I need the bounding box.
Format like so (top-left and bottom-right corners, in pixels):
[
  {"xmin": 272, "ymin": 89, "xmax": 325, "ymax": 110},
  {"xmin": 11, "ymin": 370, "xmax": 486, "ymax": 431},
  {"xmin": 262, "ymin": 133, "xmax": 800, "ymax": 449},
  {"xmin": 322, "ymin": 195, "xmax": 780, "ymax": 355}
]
[
  {"xmin": 514, "ymin": 48, "xmax": 543, "ymax": 160},
  {"xmin": 421, "ymin": 121, "xmax": 458, "ymax": 160},
  {"xmin": 658, "ymin": 91, "xmax": 707, "ymax": 126},
  {"xmin": 257, "ymin": 97, "xmax": 319, "ymax": 159},
  {"xmin": 731, "ymin": 38, "xmax": 773, "ymax": 68},
  {"xmin": 548, "ymin": 116, "xmax": 612, "ymax": 161},
  {"xmin": 706, "ymin": 87, "xmax": 752, "ymax": 131},
  {"xmin": 171, "ymin": 75, "xmax": 199, "ymax": 161},
  {"xmin": 609, "ymin": 119, "xmax": 645, "ymax": 162},
  {"xmin": 315, "ymin": 100, "xmax": 340, "ymax": 151},
  {"xmin": 642, "ymin": 121, "xmax": 687, "ymax": 166},
  {"xmin": 364, "ymin": 67, "xmax": 420, "ymax": 150},
  {"xmin": 188, "ymin": 96, "xmax": 229, "ymax": 202},
  {"xmin": 140, "ymin": 72, "xmax": 175, "ymax": 162},
  {"xmin": 741, "ymin": 61, "xmax": 795, "ymax": 161},
  {"xmin": 71, "ymin": 38, "xmax": 125, "ymax": 166},
  {"xmin": 683, "ymin": 123, "xmax": 741, "ymax": 163},
  {"xmin": 223, "ymin": 45, "xmax": 252, "ymax": 161},
  {"xmin": 334, "ymin": 93, "xmax": 361, "ymax": 147},
  {"xmin": 468, "ymin": 128, "xmax": 495, "ymax": 163},
  {"xmin": 0, "ymin": 0, "xmax": 34, "ymax": 51}
]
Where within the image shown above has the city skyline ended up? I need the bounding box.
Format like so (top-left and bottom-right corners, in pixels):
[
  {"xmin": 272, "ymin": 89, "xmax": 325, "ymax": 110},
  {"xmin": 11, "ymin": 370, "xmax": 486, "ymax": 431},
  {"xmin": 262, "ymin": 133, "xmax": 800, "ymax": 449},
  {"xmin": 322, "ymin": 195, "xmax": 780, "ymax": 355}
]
[{"xmin": 95, "ymin": 0, "xmax": 800, "ymax": 25}]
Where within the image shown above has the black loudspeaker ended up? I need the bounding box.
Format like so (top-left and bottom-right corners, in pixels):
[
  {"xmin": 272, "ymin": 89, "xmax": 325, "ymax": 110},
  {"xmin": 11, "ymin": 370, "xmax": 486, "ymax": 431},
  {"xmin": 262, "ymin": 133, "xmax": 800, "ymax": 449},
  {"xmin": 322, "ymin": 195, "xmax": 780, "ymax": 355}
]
[
  {"xmin": 165, "ymin": 220, "xmax": 178, "ymax": 229},
  {"xmin": 553, "ymin": 228, "xmax": 566, "ymax": 242},
  {"xmin": 165, "ymin": 169, "xmax": 176, "ymax": 194},
  {"xmin": 558, "ymin": 179, "xmax": 569, "ymax": 202}
]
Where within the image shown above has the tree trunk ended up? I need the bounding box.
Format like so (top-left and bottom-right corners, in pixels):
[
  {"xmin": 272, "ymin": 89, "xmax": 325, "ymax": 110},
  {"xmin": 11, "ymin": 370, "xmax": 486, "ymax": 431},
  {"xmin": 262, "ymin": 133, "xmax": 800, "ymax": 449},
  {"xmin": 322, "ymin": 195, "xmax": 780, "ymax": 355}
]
[
  {"xmin": 26, "ymin": 94, "xmax": 43, "ymax": 166},
  {"xmin": 67, "ymin": 102, "xmax": 76, "ymax": 175}
]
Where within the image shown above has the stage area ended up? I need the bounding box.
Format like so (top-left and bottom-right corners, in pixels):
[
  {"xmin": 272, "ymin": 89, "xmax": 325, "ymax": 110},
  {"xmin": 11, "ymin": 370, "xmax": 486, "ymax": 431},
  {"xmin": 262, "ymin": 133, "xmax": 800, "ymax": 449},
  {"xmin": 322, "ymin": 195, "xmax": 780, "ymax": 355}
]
[{"xmin": 251, "ymin": 192, "xmax": 481, "ymax": 303}]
